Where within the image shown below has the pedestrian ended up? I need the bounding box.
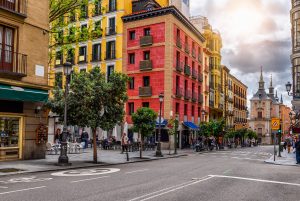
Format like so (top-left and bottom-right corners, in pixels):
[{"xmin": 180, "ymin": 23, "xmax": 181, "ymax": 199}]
[
  {"xmin": 287, "ymin": 138, "xmax": 292, "ymax": 153},
  {"xmin": 283, "ymin": 141, "xmax": 287, "ymax": 151},
  {"xmin": 121, "ymin": 133, "xmax": 128, "ymax": 153},
  {"xmin": 295, "ymin": 136, "xmax": 300, "ymax": 164},
  {"xmin": 81, "ymin": 130, "xmax": 89, "ymax": 149},
  {"xmin": 54, "ymin": 128, "xmax": 61, "ymax": 143}
]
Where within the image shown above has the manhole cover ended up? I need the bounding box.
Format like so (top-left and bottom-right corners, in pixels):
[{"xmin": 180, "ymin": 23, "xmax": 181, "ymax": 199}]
[
  {"xmin": 51, "ymin": 168, "xmax": 120, "ymax": 177},
  {"xmin": 0, "ymin": 168, "xmax": 23, "ymax": 173}
]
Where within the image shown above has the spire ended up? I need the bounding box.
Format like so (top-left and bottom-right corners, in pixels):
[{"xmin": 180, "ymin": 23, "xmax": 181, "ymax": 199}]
[
  {"xmin": 269, "ymin": 74, "xmax": 274, "ymax": 96},
  {"xmin": 270, "ymin": 74, "xmax": 273, "ymax": 87},
  {"xmin": 259, "ymin": 66, "xmax": 265, "ymax": 90},
  {"xmin": 280, "ymin": 94, "xmax": 283, "ymax": 104},
  {"xmin": 275, "ymin": 90, "xmax": 279, "ymax": 102}
]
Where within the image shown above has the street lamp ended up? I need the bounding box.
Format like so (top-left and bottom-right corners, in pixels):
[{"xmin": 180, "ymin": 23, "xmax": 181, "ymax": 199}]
[
  {"xmin": 174, "ymin": 114, "xmax": 179, "ymax": 155},
  {"xmin": 155, "ymin": 93, "xmax": 164, "ymax": 157},
  {"xmin": 58, "ymin": 62, "xmax": 72, "ymax": 166},
  {"xmin": 286, "ymin": 81, "xmax": 292, "ymax": 96},
  {"xmin": 201, "ymin": 109, "xmax": 206, "ymax": 122}
]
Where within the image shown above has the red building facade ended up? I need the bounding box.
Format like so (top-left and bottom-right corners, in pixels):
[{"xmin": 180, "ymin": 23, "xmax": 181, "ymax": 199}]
[{"xmin": 122, "ymin": 5, "xmax": 206, "ymax": 148}]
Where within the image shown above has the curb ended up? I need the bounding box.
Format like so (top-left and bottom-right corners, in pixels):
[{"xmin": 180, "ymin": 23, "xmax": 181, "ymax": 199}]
[
  {"xmin": 0, "ymin": 153, "xmax": 187, "ymax": 178},
  {"xmin": 264, "ymin": 155, "xmax": 299, "ymax": 167}
]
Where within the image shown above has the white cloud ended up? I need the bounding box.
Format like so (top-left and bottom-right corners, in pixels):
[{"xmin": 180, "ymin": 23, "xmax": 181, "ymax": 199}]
[{"xmin": 190, "ymin": 0, "xmax": 292, "ymax": 106}]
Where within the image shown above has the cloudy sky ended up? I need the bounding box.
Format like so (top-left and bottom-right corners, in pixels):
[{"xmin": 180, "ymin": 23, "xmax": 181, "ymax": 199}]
[{"xmin": 189, "ymin": 0, "xmax": 292, "ymax": 106}]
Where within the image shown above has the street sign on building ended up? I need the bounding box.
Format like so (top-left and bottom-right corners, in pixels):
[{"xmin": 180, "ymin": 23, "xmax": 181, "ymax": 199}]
[{"xmin": 271, "ymin": 118, "xmax": 280, "ymax": 130}]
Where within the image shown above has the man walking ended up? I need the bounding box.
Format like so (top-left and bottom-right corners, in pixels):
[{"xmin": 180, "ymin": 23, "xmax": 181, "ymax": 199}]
[
  {"xmin": 121, "ymin": 133, "xmax": 128, "ymax": 153},
  {"xmin": 295, "ymin": 136, "xmax": 300, "ymax": 164}
]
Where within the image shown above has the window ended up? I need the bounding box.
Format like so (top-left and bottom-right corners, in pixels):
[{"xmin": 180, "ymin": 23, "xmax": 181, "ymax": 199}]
[
  {"xmin": 142, "ymin": 102, "xmax": 149, "ymax": 107},
  {"xmin": 107, "ymin": 65, "xmax": 114, "ymax": 80},
  {"xmin": 69, "ymin": 10, "xmax": 76, "ymax": 22},
  {"xmin": 128, "ymin": 103, "xmax": 134, "ymax": 115},
  {"xmin": 95, "ymin": 21, "xmax": 101, "ymax": 30},
  {"xmin": 129, "ymin": 77, "xmax": 134, "ymax": 89},
  {"xmin": 129, "ymin": 31, "xmax": 135, "ymax": 40},
  {"xmin": 0, "ymin": 117, "xmax": 20, "ymax": 149},
  {"xmin": 109, "ymin": 0, "xmax": 117, "ymax": 12},
  {"xmin": 80, "ymin": 4, "xmax": 88, "ymax": 19},
  {"xmin": 143, "ymin": 51, "xmax": 150, "ymax": 60},
  {"xmin": 192, "ymin": 106, "xmax": 194, "ymax": 117},
  {"xmin": 184, "ymin": 104, "xmax": 187, "ymax": 115},
  {"xmin": 143, "ymin": 76, "xmax": 150, "ymax": 87},
  {"xmin": 94, "ymin": 0, "xmax": 102, "ymax": 16},
  {"xmin": 55, "ymin": 72, "xmax": 63, "ymax": 88},
  {"xmin": 106, "ymin": 41, "xmax": 116, "ymax": 59},
  {"xmin": 0, "ymin": 25, "xmax": 14, "ymax": 68},
  {"xmin": 176, "ymin": 29, "xmax": 180, "ymax": 39},
  {"xmin": 258, "ymin": 111, "xmax": 262, "ymax": 118},
  {"xmin": 67, "ymin": 49, "xmax": 75, "ymax": 64},
  {"xmin": 144, "ymin": 28, "xmax": 151, "ymax": 36},
  {"xmin": 92, "ymin": 44, "xmax": 101, "ymax": 61},
  {"xmin": 78, "ymin": 46, "xmax": 87, "ymax": 63},
  {"xmin": 55, "ymin": 51, "xmax": 62, "ymax": 65},
  {"xmin": 129, "ymin": 53, "xmax": 135, "ymax": 64},
  {"xmin": 80, "ymin": 68, "xmax": 86, "ymax": 73},
  {"xmin": 108, "ymin": 17, "xmax": 116, "ymax": 34},
  {"xmin": 176, "ymin": 103, "xmax": 180, "ymax": 114}
]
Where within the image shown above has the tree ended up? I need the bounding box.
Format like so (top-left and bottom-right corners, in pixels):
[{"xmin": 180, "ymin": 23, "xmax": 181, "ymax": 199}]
[
  {"xmin": 198, "ymin": 122, "xmax": 211, "ymax": 137},
  {"xmin": 132, "ymin": 108, "xmax": 157, "ymax": 159},
  {"xmin": 46, "ymin": 67, "xmax": 128, "ymax": 163}
]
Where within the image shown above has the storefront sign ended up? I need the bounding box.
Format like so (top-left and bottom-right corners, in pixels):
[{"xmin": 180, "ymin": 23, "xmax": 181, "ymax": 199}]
[{"xmin": 36, "ymin": 124, "xmax": 48, "ymax": 144}]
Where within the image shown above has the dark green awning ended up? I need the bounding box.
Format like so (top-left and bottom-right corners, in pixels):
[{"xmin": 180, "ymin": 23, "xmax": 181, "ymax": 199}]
[{"xmin": 0, "ymin": 84, "xmax": 48, "ymax": 103}]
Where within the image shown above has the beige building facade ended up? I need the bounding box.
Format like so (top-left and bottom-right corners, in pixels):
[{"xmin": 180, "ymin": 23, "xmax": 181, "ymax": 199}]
[{"xmin": 0, "ymin": 0, "xmax": 49, "ymax": 160}]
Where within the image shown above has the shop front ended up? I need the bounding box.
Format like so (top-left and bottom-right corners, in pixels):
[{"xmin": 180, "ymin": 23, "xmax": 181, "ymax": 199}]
[{"xmin": 0, "ymin": 84, "xmax": 48, "ymax": 161}]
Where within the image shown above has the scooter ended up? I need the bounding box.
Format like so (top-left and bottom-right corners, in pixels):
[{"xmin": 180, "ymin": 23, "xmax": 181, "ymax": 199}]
[{"xmin": 195, "ymin": 142, "xmax": 205, "ymax": 152}]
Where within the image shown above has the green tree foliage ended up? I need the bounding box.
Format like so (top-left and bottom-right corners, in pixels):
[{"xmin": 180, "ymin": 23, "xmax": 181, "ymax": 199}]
[
  {"xmin": 46, "ymin": 67, "xmax": 128, "ymax": 163},
  {"xmin": 132, "ymin": 107, "xmax": 157, "ymax": 158},
  {"xmin": 198, "ymin": 122, "xmax": 211, "ymax": 137},
  {"xmin": 207, "ymin": 119, "xmax": 225, "ymax": 138}
]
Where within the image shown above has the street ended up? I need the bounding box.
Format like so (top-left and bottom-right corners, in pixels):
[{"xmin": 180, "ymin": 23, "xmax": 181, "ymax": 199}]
[{"xmin": 0, "ymin": 146, "xmax": 299, "ymax": 201}]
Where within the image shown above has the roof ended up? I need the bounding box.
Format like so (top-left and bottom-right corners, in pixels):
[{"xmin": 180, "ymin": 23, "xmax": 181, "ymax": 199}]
[{"xmin": 122, "ymin": 6, "xmax": 206, "ymax": 43}]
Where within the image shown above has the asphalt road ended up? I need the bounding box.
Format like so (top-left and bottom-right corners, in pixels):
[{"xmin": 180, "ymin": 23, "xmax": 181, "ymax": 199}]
[{"xmin": 0, "ymin": 146, "xmax": 299, "ymax": 201}]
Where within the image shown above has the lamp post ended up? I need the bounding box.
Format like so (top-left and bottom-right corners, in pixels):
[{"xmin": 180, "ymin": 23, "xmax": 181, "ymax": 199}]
[
  {"xmin": 201, "ymin": 109, "xmax": 206, "ymax": 122},
  {"xmin": 174, "ymin": 114, "xmax": 179, "ymax": 155},
  {"xmin": 156, "ymin": 93, "xmax": 164, "ymax": 157},
  {"xmin": 58, "ymin": 62, "xmax": 72, "ymax": 166}
]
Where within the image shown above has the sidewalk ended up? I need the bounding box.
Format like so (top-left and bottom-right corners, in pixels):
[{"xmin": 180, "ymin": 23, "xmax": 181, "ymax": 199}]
[
  {"xmin": 265, "ymin": 149, "xmax": 299, "ymax": 166},
  {"xmin": 0, "ymin": 149, "xmax": 190, "ymax": 177}
]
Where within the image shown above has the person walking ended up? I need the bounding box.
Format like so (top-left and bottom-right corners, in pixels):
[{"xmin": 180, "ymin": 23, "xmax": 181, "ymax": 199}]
[
  {"xmin": 54, "ymin": 128, "xmax": 61, "ymax": 143},
  {"xmin": 295, "ymin": 136, "xmax": 300, "ymax": 164},
  {"xmin": 287, "ymin": 138, "xmax": 292, "ymax": 153},
  {"xmin": 121, "ymin": 133, "xmax": 128, "ymax": 153},
  {"xmin": 81, "ymin": 130, "xmax": 89, "ymax": 149}
]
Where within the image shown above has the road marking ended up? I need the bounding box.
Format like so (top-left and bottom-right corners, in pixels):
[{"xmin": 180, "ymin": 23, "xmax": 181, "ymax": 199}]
[
  {"xmin": 128, "ymin": 176, "xmax": 213, "ymax": 201},
  {"xmin": 223, "ymin": 169, "xmax": 232, "ymax": 174},
  {"xmin": 125, "ymin": 169, "xmax": 149, "ymax": 174},
  {"xmin": 139, "ymin": 176, "xmax": 213, "ymax": 201},
  {"xmin": 0, "ymin": 186, "xmax": 46, "ymax": 195},
  {"xmin": 71, "ymin": 176, "xmax": 110, "ymax": 183},
  {"xmin": 209, "ymin": 175, "xmax": 300, "ymax": 187},
  {"xmin": 0, "ymin": 186, "xmax": 8, "ymax": 189},
  {"xmin": 52, "ymin": 168, "xmax": 120, "ymax": 176}
]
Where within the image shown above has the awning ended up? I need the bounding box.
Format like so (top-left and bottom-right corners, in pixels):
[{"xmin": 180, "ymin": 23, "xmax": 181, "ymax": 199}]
[
  {"xmin": 183, "ymin": 121, "xmax": 200, "ymax": 130},
  {"xmin": 0, "ymin": 84, "xmax": 48, "ymax": 103},
  {"xmin": 156, "ymin": 119, "xmax": 168, "ymax": 127}
]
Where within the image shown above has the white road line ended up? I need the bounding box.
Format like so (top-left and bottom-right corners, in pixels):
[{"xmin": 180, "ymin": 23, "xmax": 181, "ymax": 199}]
[
  {"xmin": 0, "ymin": 186, "xmax": 46, "ymax": 195},
  {"xmin": 125, "ymin": 169, "xmax": 149, "ymax": 174},
  {"xmin": 128, "ymin": 176, "xmax": 211, "ymax": 201},
  {"xmin": 70, "ymin": 176, "xmax": 110, "ymax": 183},
  {"xmin": 209, "ymin": 175, "xmax": 300, "ymax": 187},
  {"xmin": 139, "ymin": 176, "xmax": 213, "ymax": 201}
]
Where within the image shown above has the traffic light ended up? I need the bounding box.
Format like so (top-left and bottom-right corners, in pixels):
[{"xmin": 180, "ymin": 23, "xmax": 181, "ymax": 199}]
[{"xmin": 278, "ymin": 125, "xmax": 282, "ymax": 134}]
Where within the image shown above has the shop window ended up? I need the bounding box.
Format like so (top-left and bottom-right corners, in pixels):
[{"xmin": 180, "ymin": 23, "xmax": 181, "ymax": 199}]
[{"xmin": 0, "ymin": 117, "xmax": 20, "ymax": 148}]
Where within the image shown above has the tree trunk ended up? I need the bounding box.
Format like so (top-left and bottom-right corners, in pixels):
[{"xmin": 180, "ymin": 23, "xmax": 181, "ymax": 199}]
[{"xmin": 92, "ymin": 128, "xmax": 97, "ymax": 163}]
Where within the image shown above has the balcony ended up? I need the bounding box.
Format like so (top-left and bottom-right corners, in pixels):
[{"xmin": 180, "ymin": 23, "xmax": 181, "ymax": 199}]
[
  {"xmin": 184, "ymin": 65, "xmax": 191, "ymax": 76},
  {"xmin": 175, "ymin": 62, "xmax": 183, "ymax": 72},
  {"xmin": 0, "ymin": 0, "xmax": 27, "ymax": 17},
  {"xmin": 139, "ymin": 86, "xmax": 152, "ymax": 97},
  {"xmin": 198, "ymin": 94, "xmax": 203, "ymax": 104},
  {"xmin": 184, "ymin": 43, "xmax": 190, "ymax": 54},
  {"xmin": 106, "ymin": 26, "xmax": 116, "ymax": 36},
  {"xmin": 192, "ymin": 69, "xmax": 197, "ymax": 79},
  {"xmin": 140, "ymin": 35, "xmax": 153, "ymax": 46},
  {"xmin": 176, "ymin": 38, "xmax": 182, "ymax": 48},
  {"xmin": 184, "ymin": 90, "xmax": 191, "ymax": 100},
  {"xmin": 175, "ymin": 88, "xmax": 183, "ymax": 98},
  {"xmin": 0, "ymin": 50, "xmax": 27, "ymax": 77},
  {"xmin": 105, "ymin": 51, "xmax": 116, "ymax": 60},
  {"xmin": 198, "ymin": 73, "xmax": 203, "ymax": 82},
  {"xmin": 139, "ymin": 60, "xmax": 152, "ymax": 71},
  {"xmin": 192, "ymin": 92, "xmax": 197, "ymax": 102}
]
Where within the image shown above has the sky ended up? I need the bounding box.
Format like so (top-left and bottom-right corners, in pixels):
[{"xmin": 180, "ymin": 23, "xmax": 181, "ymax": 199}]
[{"xmin": 189, "ymin": 0, "xmax": 292, "ymax": 107}]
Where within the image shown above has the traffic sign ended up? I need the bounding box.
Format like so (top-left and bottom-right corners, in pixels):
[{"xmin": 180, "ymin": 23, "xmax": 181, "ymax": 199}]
[{"xmin": 271, "ymin": 118, "xmax": 280, "ymax": 130}]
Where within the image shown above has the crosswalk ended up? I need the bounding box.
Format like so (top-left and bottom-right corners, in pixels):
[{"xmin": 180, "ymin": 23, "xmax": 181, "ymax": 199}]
[{"xmin": 198, "ymin": 150, "xmax": 272, "ymax": 162}]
